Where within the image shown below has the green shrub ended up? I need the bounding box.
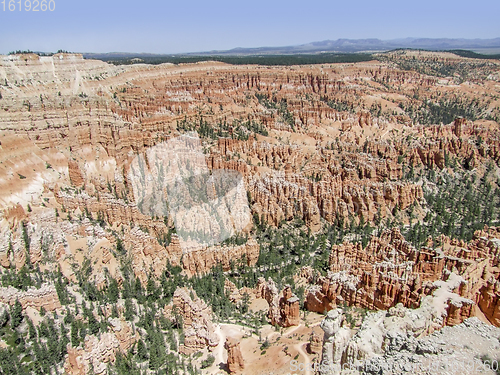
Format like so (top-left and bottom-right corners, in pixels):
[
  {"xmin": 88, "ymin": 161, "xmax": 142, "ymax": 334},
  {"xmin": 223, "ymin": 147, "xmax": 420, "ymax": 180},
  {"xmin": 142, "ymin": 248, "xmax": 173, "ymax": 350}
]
[{"xmin": 201, "ymin": 355, "xmax": 215, "ymax": 369}]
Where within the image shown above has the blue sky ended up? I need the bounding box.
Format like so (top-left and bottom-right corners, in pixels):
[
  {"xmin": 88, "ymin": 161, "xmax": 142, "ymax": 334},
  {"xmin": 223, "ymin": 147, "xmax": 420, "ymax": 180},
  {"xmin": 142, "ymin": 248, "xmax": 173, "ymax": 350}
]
[{"xmin": 0, "ymin": 0, "xmax": 499, "ymax": 54}]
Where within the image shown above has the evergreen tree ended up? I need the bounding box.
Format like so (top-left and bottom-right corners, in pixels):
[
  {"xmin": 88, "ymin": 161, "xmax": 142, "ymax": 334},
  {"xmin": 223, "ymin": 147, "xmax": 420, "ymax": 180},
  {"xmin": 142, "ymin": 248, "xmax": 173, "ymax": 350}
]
[
  {"xmin": 10, "ymin": 299, "xmax": 23, "ymax": 328},
  {"xmin": 107, "ymin": 278, "xmax": 120, "ymax": 304},
  {"xmin": 136, "ymin": 339, "xmax": 148, "ymax": 361},
  {"xmin": 134, "ymin": 277, "xmax": 144, "ymax": 303},
  {"xmin": 0, "ymin": 310, "xmax": 9, "ymax": 328},
  {"xmin": 71, "ymin": 320, "xmax": 79, "ymax": 347},
  {"xmin": 124, "ymin": 298, "xmax": 136, "ymax": 321}
]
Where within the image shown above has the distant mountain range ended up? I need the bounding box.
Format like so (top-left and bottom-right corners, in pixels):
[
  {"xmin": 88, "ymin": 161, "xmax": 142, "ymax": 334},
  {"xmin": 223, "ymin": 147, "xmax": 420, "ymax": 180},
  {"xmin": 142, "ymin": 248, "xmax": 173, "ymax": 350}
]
[
  {"xmin": 83, "ymin": 38, "xmax": 500, "ymax": 59},
  {"xmin": 193, "ymin": 38, "xmax": 500, "ymax": 55}
]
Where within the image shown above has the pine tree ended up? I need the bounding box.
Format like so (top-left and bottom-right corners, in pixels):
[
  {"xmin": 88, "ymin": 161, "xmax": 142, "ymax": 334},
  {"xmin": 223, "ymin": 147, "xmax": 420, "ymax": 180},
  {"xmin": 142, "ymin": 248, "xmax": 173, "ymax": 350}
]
[
  {"xmin": 58, "ymin": 324, "xmax": 70, "ymax": 360},
  {"xmin": 124, "ymin": 298, "xmax": 136, "ymax": 321},
  {"xmin": 148, "ymin": 327, "xmax": 166, "ymax": 370},
  {"xmin": 147, "ymin": 277, "xmax": 158, "ymax": 302},
  {"xmin": 11, "ymin": 299, "xmax": 23, "ymax": 328},
  {"xmin": 136, "ymin": 339, "xmax": 148, "ymax": 361},
  {"xmin": 107, "ymin": 278, "xmax": 119, "ymax": 303},
  {"xmin": 27, "ymin": 318, "xmax": 37, "ymax": 340},
  {"xmin": 71, "ymin": 320, "xmax": 79, "ymax": 347},
  {"xmin": 134, "ymin": 277, "xmax": 144, "ymax": 303},
  {"xmin": 0, "ymin": 309, "xmax": 9, "ymax": 328}
]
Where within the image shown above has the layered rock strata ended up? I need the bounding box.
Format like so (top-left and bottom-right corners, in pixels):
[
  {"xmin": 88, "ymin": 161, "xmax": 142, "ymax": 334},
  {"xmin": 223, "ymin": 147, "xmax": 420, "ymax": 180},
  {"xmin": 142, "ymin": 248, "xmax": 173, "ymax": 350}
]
[{"xmin": 305, "ymin": 227, "xmax": 500, "ymax": 326}]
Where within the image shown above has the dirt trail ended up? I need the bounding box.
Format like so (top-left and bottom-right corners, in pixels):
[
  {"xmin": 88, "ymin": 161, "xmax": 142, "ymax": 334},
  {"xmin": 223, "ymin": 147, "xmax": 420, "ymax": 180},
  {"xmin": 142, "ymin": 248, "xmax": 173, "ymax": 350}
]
[
  {"xmin": 295, "ymin": 341, "xmax": 312, "ymax": 375},
  {"xmin": 283, "ymin": 323, "xmax": 303, "ymax": 337},
  {"xmin": 209, "ymin": 324, "xmax": 226, "ymax": 374}
]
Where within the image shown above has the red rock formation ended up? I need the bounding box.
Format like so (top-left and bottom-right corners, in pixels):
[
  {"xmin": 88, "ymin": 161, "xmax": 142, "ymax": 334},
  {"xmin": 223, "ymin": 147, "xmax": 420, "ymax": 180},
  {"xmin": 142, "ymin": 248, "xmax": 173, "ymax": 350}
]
[
  {"xmin": 304, "ymin": 227, "xmax": 500, "ymax": 327},
  {"xmin": 126, "ymin": 228, "xmax": 181, "ymax": 284},
  {"xmin": 108, "ymin": 318, "xmax": 140, "ymax": 352},
  {"xmin": 172, "ymin": 287, "xmax": 219, "ymax": 354},
  {"xmin": 1, "ymin": 51, "xmax": 500, "ymax": 344},
  {"xmin": 181, "ymin": 239, "xmax": 259, "ymax": 277},
  {"xmin": 358, "ymin": 111, "xmax": 372, "ymax": 128},
  {"xmin": 53, "ymin": 189, "xmax": 166, "ymax": 235},
  {"xmin": 257, "ymin": 277, "xmax": 281, "ymax": 326},
  {"xmin": 478, "ymin": 278, "xmax": 500, "ymax": 326},
  {"xmin": 454, "ymin": 117, "xmax": 466, "ymax": 137},
  {"xmin": 308, "ymin": 331, "xmax": 322, "ymax": 354},
  {"xmin": 225, "ymin": 337, "xmax": 244, "ymax": 373},
  {"xmin": 4, "ymin": 53, "xmax": 481, "ymax": 237},
  {"xmin": 257, "ymin": 279, "xmax": 300, "ymax": 327},
  {"xmin": 280, "ymin": 286, "xmax": 300, "ymax": 327},
  {"xmin": 68, "ymin": 159, "xmax": 85, "ymax": 187},
  {"xmin": 4, "ymin": 204, "xmax": 26, "ymax": 227}
]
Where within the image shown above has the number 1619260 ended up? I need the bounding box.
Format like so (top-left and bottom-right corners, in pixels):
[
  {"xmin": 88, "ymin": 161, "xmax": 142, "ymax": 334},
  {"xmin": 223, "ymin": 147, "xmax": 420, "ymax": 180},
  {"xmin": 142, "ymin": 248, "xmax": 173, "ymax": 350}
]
[{"xmin": 2, "ymin": 0, "xmax": 55, "ymax": 11}]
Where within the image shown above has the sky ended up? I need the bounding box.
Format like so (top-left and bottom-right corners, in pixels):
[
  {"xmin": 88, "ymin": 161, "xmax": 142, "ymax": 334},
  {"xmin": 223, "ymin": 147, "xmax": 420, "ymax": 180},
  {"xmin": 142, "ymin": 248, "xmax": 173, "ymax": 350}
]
[{"xmin": 0, "ymin": 0, "xmax": 499, "ymax": 54}]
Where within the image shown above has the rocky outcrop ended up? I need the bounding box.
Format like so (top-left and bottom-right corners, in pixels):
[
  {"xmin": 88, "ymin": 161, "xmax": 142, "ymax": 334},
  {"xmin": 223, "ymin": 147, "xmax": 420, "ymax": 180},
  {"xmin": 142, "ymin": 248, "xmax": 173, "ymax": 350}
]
[
  {"xmin": 126, "ymin": 228, "xmax": 181, "ymax": 284},
  {"xmin": 181, "ymin": 239, "xmax": 259, "ymax": 277},
  {"xmin": 225, "ymin": 337, "xmax": 244, "ymax": 373},
  {"xmin": 304, "ymin": 227, "xmax": 500, "ymax": 327},
  {"xmin": 357, "ymin": 111, "xmax": 372, "ymax": 128},
  {"xmin": 68, "ymin": 159, "xmax": 85, "ymax": 187},
  {"xmin": 64, "ymin": 317, "xmax": 138, "ymax": 375},
  {"xmin": 454, "ymin": 117, "xmax": 467, "ymax": 137},
  {"xmin": 280, "ymin": 286, "xmax": 300, "ymax": 327},
  {"xmin": 65, "ymin": 333, "xmax": 119, "ymax": 375},
  {"xmin": 257, "ymin": 277, "xmax": 281, "ymax": 326},
  {"xmin": 224, "ymin": 279, "xmax": 255, "ymax": 304},
  {"xmin": 308, "ymin": 331, "xmax": 322, "ymax": 354},
  {"xmin": 320, "ymin": 309, "xmax": 351, "ymax": 374},
  {"xmin": 257, "ymin": 278, "xmax": 300, "ymax": 327},
  {"xmin": 0, "ymin": 227, "xmax": 13, "ymax": 268},
  {"xmin": 328, "ymin": 314, "xmax": 500, "ymax": 375},
  {"xmin": 357, "ymin": 317, "xmax": 500, "ymax": 375},
  {"xmin": 0, "ymin": 283, "xmax": 61, "ymax": 312},
  {"xmin": 108, "ymin": 318, "xmax": 140, "ymax": 352},
  {"xmin": 172, "ymin": 287, "xmax": 219, "ymax": 354},
  {"xmin": 248, "ymin": 170, "xmax": 422, "ymax": 232},
  {"xmin": 478, "ymin": 277, "xmax": 500, "ymax": 326},
  {"xmin": 54, "ymin": 189, "xmax": 167, "ymax": 235},
  {"xmin": 304, "ymin": 271, "xmax": 358, "ymax": 314},
  {"xmin": 320, "ymin": 274, "xmax": 475, "ymax": 374}
]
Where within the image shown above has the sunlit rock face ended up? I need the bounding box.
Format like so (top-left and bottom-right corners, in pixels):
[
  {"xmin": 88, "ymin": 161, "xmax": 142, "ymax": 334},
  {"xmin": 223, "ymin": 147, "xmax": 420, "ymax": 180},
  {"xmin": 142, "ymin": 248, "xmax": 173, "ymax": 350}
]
[{"xmin": 225, "ymin": 337, "xmax": 245, "ymax": 373}]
